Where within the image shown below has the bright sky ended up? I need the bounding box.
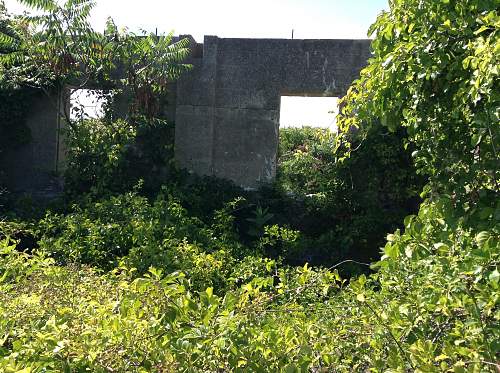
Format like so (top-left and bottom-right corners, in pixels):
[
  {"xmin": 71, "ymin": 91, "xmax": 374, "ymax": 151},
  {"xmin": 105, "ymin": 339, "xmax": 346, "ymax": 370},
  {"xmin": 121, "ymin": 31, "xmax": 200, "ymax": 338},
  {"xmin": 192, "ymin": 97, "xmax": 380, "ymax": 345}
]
[
  {"xmin": 4, "ymin": 0, "xmax": 388, "ymax": 127},
  {"xmin": 4, "ymin": 0, "xmax": 388, "ymax": 41},
  {"xmin": 280, "ymin": 96, "xmax": 339, "ymax": 129}
]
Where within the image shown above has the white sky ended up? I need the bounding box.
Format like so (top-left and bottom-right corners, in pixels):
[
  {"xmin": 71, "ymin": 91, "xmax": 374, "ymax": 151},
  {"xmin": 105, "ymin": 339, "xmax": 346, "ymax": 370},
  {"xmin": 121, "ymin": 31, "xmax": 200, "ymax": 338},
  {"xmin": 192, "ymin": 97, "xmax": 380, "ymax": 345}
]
[
  {"xmin": 4, "ymin": 0, "xmax": 388, "ymax": 41},
  {"xmin": 280, "ymin": 96, "xmax": 338, "ymax": 129},
  {"xmin": 4, "ymin": 0, "xmax": 388, "ymax": 127}
]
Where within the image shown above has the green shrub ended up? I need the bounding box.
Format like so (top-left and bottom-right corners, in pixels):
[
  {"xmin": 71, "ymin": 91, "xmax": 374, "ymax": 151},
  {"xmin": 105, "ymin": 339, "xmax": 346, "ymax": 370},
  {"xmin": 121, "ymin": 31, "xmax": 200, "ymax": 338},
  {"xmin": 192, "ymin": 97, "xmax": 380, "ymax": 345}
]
[
  {"xmin": 64, "ymin": 118, "xmax": 177, "ymax": 197},
  {"xmin": 163, "ymin": 175, "xmax": 249, "ymax": 220},
  {"xmin": 1, "ymin": 210, "xmax": 498, "ymax": 371},
  {"xmin": 271, "ymin": 125, "xmax": 424, "ymax": 268},
  {"xmin": 36, "ymin": 190, "xmax": 253, "ymax": 290},
  {"xmin": 61, "ymin": 114, "xmax": 424, "ymax": 274}
]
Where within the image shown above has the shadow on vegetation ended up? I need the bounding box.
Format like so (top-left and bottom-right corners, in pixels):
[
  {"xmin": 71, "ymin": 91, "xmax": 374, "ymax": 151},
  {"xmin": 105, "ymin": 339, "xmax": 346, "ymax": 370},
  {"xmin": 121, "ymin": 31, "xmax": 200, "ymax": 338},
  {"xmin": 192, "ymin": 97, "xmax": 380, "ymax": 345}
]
[{"xmin": 0, "ymin": 122, "xmax": 424, "ymax": 279}]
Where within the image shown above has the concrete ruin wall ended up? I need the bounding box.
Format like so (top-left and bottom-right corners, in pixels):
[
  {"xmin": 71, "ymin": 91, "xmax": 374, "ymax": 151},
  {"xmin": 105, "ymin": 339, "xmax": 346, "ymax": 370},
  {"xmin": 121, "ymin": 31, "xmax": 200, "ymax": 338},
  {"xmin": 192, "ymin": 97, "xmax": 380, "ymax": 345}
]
[
  {"xmin": 0, "ymin": 91, "xmax": 67, "ymax": 195},
  {"xmin": 0, "ymin": 36, "xmax": 371, "ymax": 193},
  {"xmin": 175, "ymin": 36, "xmax": 371, "ymax": 188}
]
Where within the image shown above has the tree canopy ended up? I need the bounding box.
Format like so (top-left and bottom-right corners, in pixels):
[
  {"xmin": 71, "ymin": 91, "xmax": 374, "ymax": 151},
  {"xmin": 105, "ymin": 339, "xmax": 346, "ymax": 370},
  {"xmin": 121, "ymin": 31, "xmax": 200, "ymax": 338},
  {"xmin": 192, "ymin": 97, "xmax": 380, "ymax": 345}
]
[
  {"xmin": 338, "ymin": 0, "xmax": 499, "ymax": 206},
  {"xmin": 0, "ymin": 0, "xmax": 192, "ymax": 122}
]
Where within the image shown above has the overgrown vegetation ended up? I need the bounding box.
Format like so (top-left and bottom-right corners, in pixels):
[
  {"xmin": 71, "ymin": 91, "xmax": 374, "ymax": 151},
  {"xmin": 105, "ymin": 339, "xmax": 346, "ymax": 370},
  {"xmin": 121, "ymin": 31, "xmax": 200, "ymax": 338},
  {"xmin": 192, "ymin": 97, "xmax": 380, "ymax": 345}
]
[
  {"xmin": 64, "ymin": 118, "xmax": 177, "ymax": 197},
  {"xmin": 0, "ymin": 0, "xmax": 499, "ymax": 371},
  {"xmin": 0, "ymin": 0, "xmax": 191, "ymax": 122},
  {"xmin": 272, "ymin": 125, "xmax": 424, "ymax": 267},
  {"xmin": 58, "ymin": 118, "xmax": 424, "ymax": 273}
]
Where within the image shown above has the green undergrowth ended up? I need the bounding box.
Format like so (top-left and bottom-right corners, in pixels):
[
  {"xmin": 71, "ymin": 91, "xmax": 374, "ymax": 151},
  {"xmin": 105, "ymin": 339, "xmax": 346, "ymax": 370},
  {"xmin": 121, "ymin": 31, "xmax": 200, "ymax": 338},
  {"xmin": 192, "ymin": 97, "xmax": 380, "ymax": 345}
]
[
  {"xmin": 271, "ymin": 125, "xmax": 424, "ymax": 267},
  {"xmin": 1, "ymin": 196, "xmax": 498, "ymax": 372}
]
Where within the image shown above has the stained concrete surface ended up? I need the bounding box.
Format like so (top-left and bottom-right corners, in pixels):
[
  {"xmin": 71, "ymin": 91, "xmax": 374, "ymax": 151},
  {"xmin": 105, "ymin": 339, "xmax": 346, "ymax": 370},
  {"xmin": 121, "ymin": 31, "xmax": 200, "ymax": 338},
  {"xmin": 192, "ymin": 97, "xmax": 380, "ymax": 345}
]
[
  {"xmin": 1, "ymin": 36, "xmax": 371, "ymax": 192},
  {"xmin": 175, "ymin": 36, "xmax": 371, "ymax": 188}
]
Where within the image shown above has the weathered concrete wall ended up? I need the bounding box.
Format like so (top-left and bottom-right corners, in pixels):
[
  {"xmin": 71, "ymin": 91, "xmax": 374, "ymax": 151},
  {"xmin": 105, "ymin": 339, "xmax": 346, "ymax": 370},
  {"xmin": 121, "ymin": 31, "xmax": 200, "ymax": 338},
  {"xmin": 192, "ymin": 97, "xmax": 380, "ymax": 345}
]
[
  {"xmin": 175, "ymin": 36, "xmax": 371, "ymax": 188},
  {"xmin": 0, "ymin": 91, "xmax": 67, "ymax": 195},
  {"xmin": 1, "ymin": 35, "xmax": 371, "ymax": 193}
]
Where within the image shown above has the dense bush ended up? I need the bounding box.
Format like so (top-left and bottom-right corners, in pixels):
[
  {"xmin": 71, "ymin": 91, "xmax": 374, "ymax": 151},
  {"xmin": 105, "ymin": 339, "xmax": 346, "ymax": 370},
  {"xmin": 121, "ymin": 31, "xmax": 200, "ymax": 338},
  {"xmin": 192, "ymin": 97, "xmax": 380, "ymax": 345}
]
[
  {"xmin": 270, "ymin": 125, "xmax": 424, "ymax": 267},
  {"xmin": 145, "ymin": 125, "xmax": 423, "ymax": 272},
  {"xmin": 1, "ymin": 199, "xmax": 498, "ymax": 371},
  {"xmin": 64, "ymin": 118, "xmax": 177, "ymax": 197},
  {"xmin": 36, "ymin": 190, "xmax": 251, "ymax": 290},
  {"xmin": 337, "ymin": 0, "xmax": 499, "ymax": 206}
]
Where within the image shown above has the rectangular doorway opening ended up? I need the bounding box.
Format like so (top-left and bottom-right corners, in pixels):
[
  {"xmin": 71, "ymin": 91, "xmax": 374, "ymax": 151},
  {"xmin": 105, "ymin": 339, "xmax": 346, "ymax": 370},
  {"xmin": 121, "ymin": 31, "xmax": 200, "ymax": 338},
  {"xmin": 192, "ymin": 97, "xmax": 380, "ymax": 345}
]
[{"xmin": 277, "ymin": 96, "xmax": 339, "ymax": 193}]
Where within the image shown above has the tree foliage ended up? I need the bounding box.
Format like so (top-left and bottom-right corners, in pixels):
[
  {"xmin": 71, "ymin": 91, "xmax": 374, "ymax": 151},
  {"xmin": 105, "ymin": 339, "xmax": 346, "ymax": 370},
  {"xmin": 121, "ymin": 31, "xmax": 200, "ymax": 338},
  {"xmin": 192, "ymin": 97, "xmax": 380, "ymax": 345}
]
[
  {"xmin": 337, "ymin": 0, "xmax": 499, "ymax": 204},
  {"xmin": 0, "ymin": 0, "xmax": 191, "ymax": 124},
  {"xmin": 274, "ymin": 126, "xmax": 423, "ymax": 267}
]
